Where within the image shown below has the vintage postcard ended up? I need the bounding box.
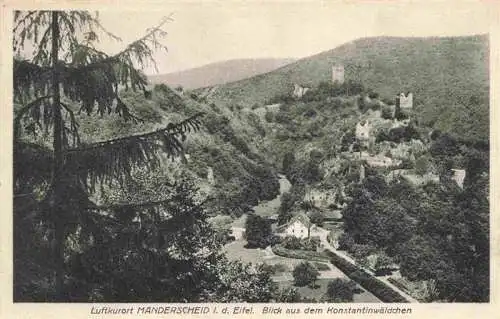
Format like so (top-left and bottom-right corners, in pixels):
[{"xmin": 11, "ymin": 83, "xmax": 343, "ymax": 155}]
[{"xmin": 0, "ymin": 0, "xmax": 498, "ymax": 318}]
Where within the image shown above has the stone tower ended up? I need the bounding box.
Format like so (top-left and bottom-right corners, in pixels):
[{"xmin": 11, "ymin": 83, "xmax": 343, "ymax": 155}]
[
  {"xmin": 332, "ymin": 64, "xmax": 345, "ymax": 84},
  {"xmin": 399, "ymin": 92, "xmax": 413, "ymax": 109}
]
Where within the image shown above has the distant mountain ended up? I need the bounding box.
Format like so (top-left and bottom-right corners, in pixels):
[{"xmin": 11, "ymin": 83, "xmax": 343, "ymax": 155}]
[
  {"xmin": 148, "ymin": 58, "xmax": 296, "ymax": 90},
  {"xmin": 209, "ymin": 35, "xmax": 489, "ymax": 141}
]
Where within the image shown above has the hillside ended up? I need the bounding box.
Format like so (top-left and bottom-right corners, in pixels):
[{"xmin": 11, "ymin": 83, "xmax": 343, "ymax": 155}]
[
  {"xmin": 208, "ymin": 35, "xmax": 489, "ymax": 141},
  {"xmin": 148, "ymin": 58, "xmax": 296, "ymax": 89}
]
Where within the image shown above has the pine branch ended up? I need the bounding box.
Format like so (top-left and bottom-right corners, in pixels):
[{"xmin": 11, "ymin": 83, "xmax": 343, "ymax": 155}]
[
  {"xmin": 63, "ymin": 112, "xmax": 204, "ymax": 191},
  {"xmin": 68, "ymin": 112, "xmax": 203, "ymax": 153},
  {"xmin": 14, "ymin": 95, "xmax": 52, "ymax": 138}
]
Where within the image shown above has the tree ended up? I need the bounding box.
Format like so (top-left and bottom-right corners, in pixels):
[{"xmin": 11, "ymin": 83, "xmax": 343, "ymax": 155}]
[
  {"xmin": 309, "ymin": 210, "xmax": 324, "ymax": 226},
  {"xmin": 13, "ymin": 10, "xmax": 203, "ymax": 301},
  {"xmin": 244, "ymin": 214, "xmax": 273, "ymax": 248},
  {"xmin": 292, "ymin": 262, "xmax": 320, "ymax": 287},
  {"xmin": 282, "ymin": 151, "xmax": 295, "ymax": 174},
  {"xmin": 325, "ymin": 278, "xmax": 356, "ymax": 302},
  {"xmin": 381, "ymin": 106, "xmax": 393, "ymax": 119},
  {"xmin": 415, "ymin": 155, "xmax": 430, "ymax": 176}
]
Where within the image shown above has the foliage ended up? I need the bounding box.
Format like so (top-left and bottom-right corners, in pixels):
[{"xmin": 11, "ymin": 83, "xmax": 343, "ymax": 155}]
[
  {"xmin": 337, "ymin": 233, "xmax": 355, "ymax": 251},
  {"xmin": 325, "ymin": 278, "xmax": 357, "ymax": 302},
  {"xmin": 381, "ymin": 106, "xmax": 393, "ymax": 119},
  {"xmin": 244, "ymin": 214, "xmax": 273, "ymax": 248},
  {"xmin": 281, "ymin": 236, "xmax": 320, "ymax": 251},
  {"xmin": 292, "ymin": 262, "xmax": 320, "ymax": 287},
  {"xmin": 325, "ymin": 251, "xmax": 409, "ymax": 303},
  {"xmin": 309, "ymin": 210, "xmax": 324, "ymax": 226},
  {"xmin": 274, "ymin": 287, "xmax": 303, "ymax": 302},
  {"xmin": 415, "ymin": 155, "xmax": 430, "ymax": 176},
  {"xmin": 272, "ymin": 245, "xmax": 329, "ymax": 262}
]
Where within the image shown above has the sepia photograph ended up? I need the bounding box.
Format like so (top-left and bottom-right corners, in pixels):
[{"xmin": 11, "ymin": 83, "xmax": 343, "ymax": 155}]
[{"xmin": 6, "ymin": 0, "xmax": 493, "ymax": 310}]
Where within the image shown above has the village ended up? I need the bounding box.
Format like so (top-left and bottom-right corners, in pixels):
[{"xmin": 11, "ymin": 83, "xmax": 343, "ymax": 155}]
[{"xmin": 210, "ymin": 63, "xmax": 470, "ymax": 303}]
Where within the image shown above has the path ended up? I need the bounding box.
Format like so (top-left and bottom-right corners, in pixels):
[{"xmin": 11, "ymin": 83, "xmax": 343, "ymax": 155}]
[{"xmin": 315, "ymin": 227, "xmax": 419, "ymax": 303}]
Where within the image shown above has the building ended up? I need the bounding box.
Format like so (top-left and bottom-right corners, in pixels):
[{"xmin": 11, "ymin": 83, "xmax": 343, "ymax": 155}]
[
  {"xmin": 332, "ymin": 64, "xmax": 345, "ymax": 84},
  {"xmin": 231, "ymin": 227, "xmax": 245, "ymax": 240},
  {"xmin": 293, "ymin": 84, "xmax": 310, "ymax": 98},
  {"xmin": 399, "ymin": 92, "xmax": 413, "ymax": 109},
  {"xmin": 355, "ymin": 120, "xmax": 371, "ymax": 141},
  {"xmin": 277, "ymin": 213, "xmax": 311, "ymax": 239},
  {"xmin": 451, "ymin": 169, "xmax": 466, "ymax": 189}
]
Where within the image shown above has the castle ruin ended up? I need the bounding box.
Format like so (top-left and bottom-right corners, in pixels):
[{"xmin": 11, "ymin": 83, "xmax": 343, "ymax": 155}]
[
  {"xmin": 293, "ymin": 84, "xmax": 310, "ymax": 98},
  {"xmin": 398, "ymin": 92, "xmax": 413, "ymax": 109},
  {"xmin": 332, "ymin": 64, "xmax": 345, "ymax": 84}
]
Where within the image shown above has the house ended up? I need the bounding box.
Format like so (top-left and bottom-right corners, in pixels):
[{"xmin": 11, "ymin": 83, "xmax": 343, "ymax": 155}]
[
  {"xmin": 355, "ymin": 120, "xmax": 371, "ymax": 142},
  {"xmin": 277, "ymin": 213, "xmax": 312, "ymax": 239},
  {"xmin": 231, "ymin": 227, "xmax": 245, "ymax": 240}
]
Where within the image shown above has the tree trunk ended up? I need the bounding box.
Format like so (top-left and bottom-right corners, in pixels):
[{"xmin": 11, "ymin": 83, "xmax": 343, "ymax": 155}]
[{"xmin": 51, "ymin": 10, "xmax": 65, "ymax": 301}]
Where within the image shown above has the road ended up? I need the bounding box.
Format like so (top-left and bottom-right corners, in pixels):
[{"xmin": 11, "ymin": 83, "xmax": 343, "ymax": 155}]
[{"xmin": 314, "ymin": 227, "xmax": 419, "ymax": 303}]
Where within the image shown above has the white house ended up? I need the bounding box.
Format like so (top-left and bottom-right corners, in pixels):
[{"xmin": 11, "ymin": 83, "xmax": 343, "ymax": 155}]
[
  {"xmin": 231, "ymin": 227, "xmax": 245, "ymax": 240},
  {"xmin": 277, "ymin": 213, "xmax": 311, "ymax": 239},
  {"xmin": 355, "ymin": 120, "xmax": 371, "ymax": 141}
]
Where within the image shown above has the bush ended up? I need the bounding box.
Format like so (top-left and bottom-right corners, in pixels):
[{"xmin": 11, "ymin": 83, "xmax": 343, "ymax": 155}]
[
  {"xmin": 338, "ymin": 233, "xmax": 355, "ymax": 251},
  {"xmin": 293, "ymin": 262, "xmax": 320, "ymax": 287},
  {"xmin": 314, "ymin": 262, "xmax": 331, "ymax": 271},
  {"xmin": 381, "ymin": 106, "xmax": 393, "ymax": 119},
  {"xmin": 245, "ymin": 214, "xmax": 273, "ymax": 248},
  {"xmin": 368, "ymin": 92, "xmax": 379, "ymax": 99},
  {"xmin": 326, "ymin": 278, "xmax": 357, "ymax": 302},
  {"xmin": 264, "ymin": 111, "xmax": 274, "ymax": 123},
  {"xmin": 272, "ymin": 245, "xmax": 330, "ymax": 262}
]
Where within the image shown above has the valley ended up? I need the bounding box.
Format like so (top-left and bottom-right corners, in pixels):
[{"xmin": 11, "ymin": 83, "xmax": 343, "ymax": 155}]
[{"xmin": 13, "ymin": 16, "xmax": 490, "ymax": 304}]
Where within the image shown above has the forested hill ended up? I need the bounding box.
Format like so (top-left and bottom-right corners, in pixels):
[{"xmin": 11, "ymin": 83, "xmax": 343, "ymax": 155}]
[
  {"xmin": 208, "ymin": 35, "xmax": 489, "ymax": 141},
  {"xmin": 148, "ymin": 58, "xmax": 296, "ymax": 90}
]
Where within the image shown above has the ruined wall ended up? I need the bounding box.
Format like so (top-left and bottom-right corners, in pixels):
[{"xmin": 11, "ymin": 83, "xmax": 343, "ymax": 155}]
[
  {"xmin": 332, "ymin": 64, "xmax": 345, "ymax": 84},
  {"xmin": 293, "ymin": 84, "xmax": 310, "ymax": 98}
]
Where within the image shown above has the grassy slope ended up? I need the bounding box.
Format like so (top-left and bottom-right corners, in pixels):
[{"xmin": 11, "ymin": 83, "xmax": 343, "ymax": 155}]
[{"xmin": 209, "ymin": 35, "xmax": 489, "ymax": 141}]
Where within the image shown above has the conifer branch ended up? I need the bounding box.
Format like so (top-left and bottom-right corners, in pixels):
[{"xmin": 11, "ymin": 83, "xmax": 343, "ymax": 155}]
[{"xmin": 14, "ymin": 95, "xmax": 52, "ymax": 138}]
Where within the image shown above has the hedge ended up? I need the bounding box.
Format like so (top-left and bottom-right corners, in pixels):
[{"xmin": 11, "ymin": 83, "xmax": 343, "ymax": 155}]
[
  {"xmin": 272, "ymin": 245, "xmax": 330, "ymax": 262},
  {"xmin": 324, "ymin": 250, "xmax": 409, "ymax": 303}
]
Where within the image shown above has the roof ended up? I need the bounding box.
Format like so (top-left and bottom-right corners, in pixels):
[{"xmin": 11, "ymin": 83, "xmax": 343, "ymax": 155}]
[{"xmin": 277, "ymin": 212, "xmax": 312, "ymax": 231}]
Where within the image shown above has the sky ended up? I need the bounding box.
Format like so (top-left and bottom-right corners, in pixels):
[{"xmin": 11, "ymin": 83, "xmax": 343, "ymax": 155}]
[{"xmin": 16, "ymin": 1, "xmax": 496, "ymax": 75}]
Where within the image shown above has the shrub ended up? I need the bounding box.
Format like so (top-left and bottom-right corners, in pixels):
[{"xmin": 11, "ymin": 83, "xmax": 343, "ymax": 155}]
[
  {"xmin": 381, "ymin": 106, "xmax": 393, "ymax": 119},
  {"xmin": 272, "ymin": 245, "xmax": 330, "ymax": 262},
  {"xmin": 264, "ymin": 111, "xmax": 274, "ymax": 123},
  {"xmin": 275, "ymin": 287, "xmax": 303, "ymax": 302},
  {"xmin": 415, "ymin": 155, "xmax": 430, "ymax": 176},
  {"xmin": 314, "ymin": 262, "xmax": 331, "ymax": 271},
  {"xmin": 293, "ymin": 262, "xmax": 320, "ymax": 287},
  {"xmin": 368, "ymin": 91, "xmax": 379, "ymax": 99},
  {"xmin": 189, "ymin": 92, "xmax": 198, "ymax": 100},
  {"xmin": 309, "ymin": 210, "xmax": 324, "ymax": 226},
  {"xmin": 326, "ymin": 278, "xmax": 357, "ymax": 302},
  {"xmin": 338, "ymin": 233, "xmax": 355, "ymax": 251},
  {"xmin": 245, "ymin": 214, "xmax": 273, "ymax": 248}
]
